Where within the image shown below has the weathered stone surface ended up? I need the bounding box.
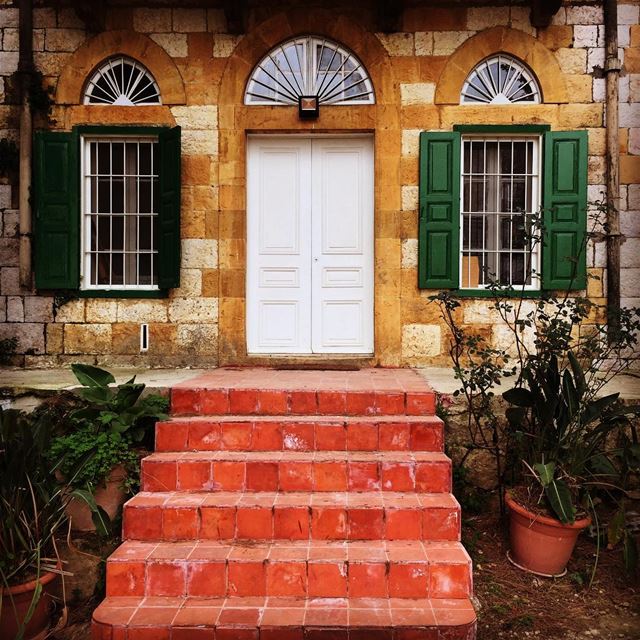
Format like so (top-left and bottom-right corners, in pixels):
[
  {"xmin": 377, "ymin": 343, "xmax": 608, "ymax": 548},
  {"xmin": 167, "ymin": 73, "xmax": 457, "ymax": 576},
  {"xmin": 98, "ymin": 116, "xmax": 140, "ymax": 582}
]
[
  {"xmin": 212, "ymin": 34, "xmax": 241, "ymax": 58},
  {"xmin": 401, "ymin": 129, "xmax": 420, "ymax": 157},
  {"xmin": 45, "ymin": 28, "xmax": 85, "ymax": 53},
  {"xmin": 0, "ymin": 51, "xmax": 18, "ymax": 74},
  {"xmin": 0, "ymin": 297, "xmax": 6, "ymax": 322},
  {"xmin": 116, "ymin": 300, "xmax": 168, "ymax": 323},
  {"xmin": 0, "ymin": 238, "xmax": 18, "ymax": 266},
  {"xmin": 33, "ymin": 7, "xmax": 56, "ymax": 28},
  {"xmin": 619, "ymin": 4, "xmax": 640, "ymax": 26},
  {"xmin": 555, "ymin": 47, "xmax": 587, "ymax": 74},
  {"xmin": 0, "ymin": 267, "xmax": 19, "ymax": 295},
  {"xmin": 400, "ymin": 82, "xmax": 435, "ymax": 105},
  {"xmin": 402, "ymin": 323, "xmax": 441, "ymax": 359},
  {"xmin": 174, "ymin": 268, "xmax": 202, "ymax": 297},
  {"xmin": 24, "ymin": 296, "xmax": 54, "ymax": 322},
  {"xmin": 85, "ymin": 299, "xmax": 117, "ymax": 324},
  {"xmin": 207, "ymin": 9, "xmax": 226, "ymax": 33},
  {"xmin": 401, "ymin": 185, "xmax": 418, "ymax": 211},
  {"xmin": 168, "ymin": 297, "xmax": 218, "ymax": 323},
  {"xmin": 54, "ymin": 299, "xmax": 85, "ymax": 323},
  {"xmin": 401, "ymin": 238, "xmax": 418, "ymax": 269},
  {"xmin": 182, "ymin": 238, "xmax": 218, "ymax": 269},
  {"xmin": 2, "ymin": 28, "xmax": 18, "ymax": 51},
  {"xmin": 7, "ymin": 296, "xmax": 23, "ymax": 322},
  {"xmin": 177, "ymin": 323, "xmax": 218, "ymax": 355},
  {"xmin": 64, "ymin": 324, "xmax": 112, "ymax": 355},
  {"xmin": 181, "ymin": 129, "xmax": 218, "ymax": 156},
  {"xmin": 0, "ymin": 8, "xmax": 18, "ymax": 28},
  {"xmin": 629, "ymin": 128, "xmax": 640, "ymax": 157},
  {"xmin": 0, "ymin": 185, "xmax": 11, "ymax": 209},
  {"xmin": 133, "ymin": 8, "xmax": 172, "ymax": 32},
  {"xmin": 46, "ymin": 323, "xmax": 63, "ymax": 354},
  {"xmin": 376, "ymin": 33, "xmax": 414, "ymax": 56},
  {"xmin": 170, "ymin": 105, "xmax": 218, "ymax": 129},
  {"xmin": 620, "ymin": 104, "xmax": 640, "ymax": 128},
  {"xmin": 621, "ymin": 267, "xmax": 640, "ymax": 297},
  {"xmin": 414, "ymin": 32, "xmax": 433, "ymax": 56},
  {"xmin": 574, "ymin": 25, "xmax": 602, "ymax": 48},
  {"xmin": 111, "ymin": 323, "xmax": 140, "ymax": 355},
  {"xmin": 433, "ymin": 31, "xmax": 475, "ymax": 56},
  {"xmin": 173, "ymin": 8, "xmax": 206, "ymax": 32},
  {"xmin": 0, "ymin": 323, "xmax": 45, "ymax": 354},
  {"xmin": 150, "ymin": 33, "xmax": 187, "ymax": 58},
  {"xmin": 467, "ymin": 6, "xmax": 507, "ymax": 30},
  {"xmin": 566, "ymin": 5, "xmax": 603, "ymax": 25}
]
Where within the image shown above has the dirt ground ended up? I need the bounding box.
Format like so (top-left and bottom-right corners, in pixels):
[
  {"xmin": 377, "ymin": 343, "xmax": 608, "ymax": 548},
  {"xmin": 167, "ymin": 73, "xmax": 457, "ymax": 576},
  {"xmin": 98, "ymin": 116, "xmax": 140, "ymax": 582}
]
[{"xmin": 51, "ymin": 504, "xmax": 640, "ymax": 640}]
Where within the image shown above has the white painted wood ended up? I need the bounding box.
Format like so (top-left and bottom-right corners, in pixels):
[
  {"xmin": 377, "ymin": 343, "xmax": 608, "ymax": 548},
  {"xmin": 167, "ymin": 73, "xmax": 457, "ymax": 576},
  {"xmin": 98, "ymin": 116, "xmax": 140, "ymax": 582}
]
[
  {"xmin": 247, "ymin": 136, "xmax": 374, "ymax": 355},
  {"xmin": 247, "ymin": 138, "xmax": 312, "ymax": 353},
  {"xmin": 311, "ymin": 138, "xmax": 374, "ymax": 353}
]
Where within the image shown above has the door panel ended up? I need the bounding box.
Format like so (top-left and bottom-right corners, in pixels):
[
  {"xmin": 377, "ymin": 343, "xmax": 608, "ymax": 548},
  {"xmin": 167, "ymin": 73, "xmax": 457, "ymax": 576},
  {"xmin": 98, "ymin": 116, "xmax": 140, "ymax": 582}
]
[
  {"xmin": 247, "ymin": 136, "xmax": 373, "ymax": 355},
  {"xmin": 312, "ymin": 138, "xmax": 374, "ymax": 353},
  {"xmin": 247, "ymin": 139, "xmax": 312, "ymax": 353}
]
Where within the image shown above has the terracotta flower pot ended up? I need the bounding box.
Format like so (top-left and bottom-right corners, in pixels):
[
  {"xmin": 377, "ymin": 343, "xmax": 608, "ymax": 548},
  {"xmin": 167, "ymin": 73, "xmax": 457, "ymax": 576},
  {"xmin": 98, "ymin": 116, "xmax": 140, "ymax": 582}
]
[
  {"xmin": 506, "ymin": 491, "xmax": 591, "ymax": 577},
  {"xmin": 65, "ymin": 465, "xmax": 127, "ymax": 532},
  {"xmin": 0, "ymin": 569, "xmax": 60, "ymax": 640}
]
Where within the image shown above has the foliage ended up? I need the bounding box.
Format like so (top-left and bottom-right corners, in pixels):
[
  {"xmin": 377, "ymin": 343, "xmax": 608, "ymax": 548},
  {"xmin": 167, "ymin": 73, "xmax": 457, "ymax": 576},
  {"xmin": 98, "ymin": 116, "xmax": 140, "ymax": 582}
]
[{"xmin": 47, "ymin": 364, "xmax": 168, "ymax": 528}]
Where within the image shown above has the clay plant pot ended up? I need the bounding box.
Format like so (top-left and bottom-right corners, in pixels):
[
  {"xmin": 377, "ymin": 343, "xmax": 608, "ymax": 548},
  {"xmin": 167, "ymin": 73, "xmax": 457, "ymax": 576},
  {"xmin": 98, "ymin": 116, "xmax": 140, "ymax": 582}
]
[
  {"xmin": 0, "ymin": 569, "xmax": 60, "ymax": 640},
  {"xmin": 65, "ymin": 465, "xmax": 127, "ymax": 532},
  {"xmin": 505, "ymin": 491, "xmax": 591, "ymax": 577}
]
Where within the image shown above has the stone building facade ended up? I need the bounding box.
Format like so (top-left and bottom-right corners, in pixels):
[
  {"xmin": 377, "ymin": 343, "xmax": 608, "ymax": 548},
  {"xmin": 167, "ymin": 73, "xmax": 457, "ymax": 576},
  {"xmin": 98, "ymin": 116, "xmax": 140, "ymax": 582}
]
[{"xmin": 0, "ymin": 0, "xmax": 638, "ymax": 369}]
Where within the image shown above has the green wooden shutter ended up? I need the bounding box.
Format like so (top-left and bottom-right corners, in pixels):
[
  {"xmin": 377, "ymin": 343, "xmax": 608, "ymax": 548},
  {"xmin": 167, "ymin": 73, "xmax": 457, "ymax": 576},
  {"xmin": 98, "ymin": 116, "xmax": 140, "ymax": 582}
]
[
  {"xmin": 543, "ymin": 130, "xmax": 588, "ymax": 290},
  {"xmin": 34, "ymin": 130, "xmax": 79, "ymax": 289},
  {"xmin": 418, "ymin": 131, "xmax": 461, "ymax": 289},
  {"xmin": 158, "ymin": 126, "xmax": 181, "ymax": 289}
]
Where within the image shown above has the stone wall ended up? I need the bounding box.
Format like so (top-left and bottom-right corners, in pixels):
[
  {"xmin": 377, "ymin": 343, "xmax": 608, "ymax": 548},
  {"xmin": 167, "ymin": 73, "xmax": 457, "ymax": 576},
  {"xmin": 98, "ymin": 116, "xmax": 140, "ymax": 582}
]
[{"xmin": 0, "ymin": 0, "xmax": 637, "ymax": 368}]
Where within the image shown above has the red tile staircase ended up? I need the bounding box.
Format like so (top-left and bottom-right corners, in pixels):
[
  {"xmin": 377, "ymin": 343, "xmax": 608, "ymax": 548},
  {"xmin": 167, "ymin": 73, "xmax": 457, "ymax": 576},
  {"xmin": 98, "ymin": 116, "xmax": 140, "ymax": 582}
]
[{"xmin": 92, "ymin": 368, "xmax": 476, "ymax": 639}]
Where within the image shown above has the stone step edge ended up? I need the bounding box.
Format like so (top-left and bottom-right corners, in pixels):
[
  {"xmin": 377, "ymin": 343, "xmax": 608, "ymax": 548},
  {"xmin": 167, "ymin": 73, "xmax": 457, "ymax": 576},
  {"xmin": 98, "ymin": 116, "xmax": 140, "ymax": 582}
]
[
  {"xmin": 170, "ymin": 387, "xmax": 436, "ymax": 417},
  {"xmin": 92, "ymin": 595, "xmax": 477, "ymax": 634},
  {"xmin": 122, "ymin": 491, "xmax": 461, "ymax": 542},
  {"xmin": 155, "ymin": 416, "xmax": 444, "ymax": 453}
]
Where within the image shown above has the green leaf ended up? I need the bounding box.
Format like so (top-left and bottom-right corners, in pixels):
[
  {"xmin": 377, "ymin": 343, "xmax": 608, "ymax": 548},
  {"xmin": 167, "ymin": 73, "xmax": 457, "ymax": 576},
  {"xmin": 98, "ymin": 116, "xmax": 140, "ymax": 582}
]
[
  {"xmin": 71, "ymin": 363, "xmax": 115, "ymax": 388},
  {"xmin": 567, "ymin": 351, "xmax": 586, "ymax": 397},
  {"xmin": 545, "ymin": 478, "xmax": 576, "ymax": 524},
  {"xmin": 533, "ymin": 461, "xmax": 556, "ymax": 487},
  {"xmin": 70, "ymin": 489, "xmax": 111, "ymax": 537},
  {"xmin": 503, "ymin": 387, "xmax": 535, "ymax": 407},
  {"xmin": 112, "ymin": 383, "xmax": 145, "ymax": 412}
]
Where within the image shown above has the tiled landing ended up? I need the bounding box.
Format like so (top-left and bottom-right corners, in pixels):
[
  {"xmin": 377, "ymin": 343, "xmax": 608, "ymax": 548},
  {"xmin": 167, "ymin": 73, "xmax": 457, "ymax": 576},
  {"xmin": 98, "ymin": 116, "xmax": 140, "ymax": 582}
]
[{"xmin": 92, "ymin": 368, "xmax": 476, "ymax": 639}]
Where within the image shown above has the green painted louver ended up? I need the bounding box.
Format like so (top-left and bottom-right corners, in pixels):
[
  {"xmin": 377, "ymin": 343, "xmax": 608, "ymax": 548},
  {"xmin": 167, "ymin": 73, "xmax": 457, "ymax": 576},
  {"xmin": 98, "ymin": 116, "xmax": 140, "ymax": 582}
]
[
  {"xmin": 34, "ymin": 130, "xmax": 79, "ymax": 290},
  {"xmin": 158, "ymin": 126, "xmax": 182, "ymax": 290},
  {"xmin": 543, "ymin": 130, "xmax": 588, "ymax": 290},
  {"xmin": 418, "ymin": 131, "xmax": 461, "ymax": 289}
]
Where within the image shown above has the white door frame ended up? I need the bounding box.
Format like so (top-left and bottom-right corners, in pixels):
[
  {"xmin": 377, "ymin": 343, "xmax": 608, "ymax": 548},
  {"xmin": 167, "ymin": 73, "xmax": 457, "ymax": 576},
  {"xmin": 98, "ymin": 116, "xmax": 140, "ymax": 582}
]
[{"xmin": 246, "ymin": 134, "xmax": 375, "ymax": 356}]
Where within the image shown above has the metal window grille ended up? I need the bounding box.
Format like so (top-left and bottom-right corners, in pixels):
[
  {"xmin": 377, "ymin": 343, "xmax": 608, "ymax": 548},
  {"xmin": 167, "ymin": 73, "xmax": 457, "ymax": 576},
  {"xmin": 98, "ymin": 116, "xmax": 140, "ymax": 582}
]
[
  {"xmin": 461, "ymin": 55, "xmax": 541, "ymax": 105},
  {"xmin": 81, "ymin": 137, "xmax": 159, "ymax": 290},
  {"xmin": 245, "ymin": 36, "xmax": 375, "ymax": 106},
  {"xmin": 460, "ymin": 136, "xmax": 541, "ymax": 290},
  {"xmin": 84, "ymin": 57, "xmax": 161, "ymax": 106}
]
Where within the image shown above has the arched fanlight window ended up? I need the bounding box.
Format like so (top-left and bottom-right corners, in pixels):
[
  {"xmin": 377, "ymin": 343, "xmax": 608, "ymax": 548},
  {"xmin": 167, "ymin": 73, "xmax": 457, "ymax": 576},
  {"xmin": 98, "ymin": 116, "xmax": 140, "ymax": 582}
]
[
  {"xmin": 84, "ymin": 56, "xmax": 161, "ymax": 105},
  {"xmin": 461, "ymin": 54, "xmax": 541, "ymax": 105},
  {"xmin": 245, "ymin": 36, "xmax": 375, "ymax": 107}
]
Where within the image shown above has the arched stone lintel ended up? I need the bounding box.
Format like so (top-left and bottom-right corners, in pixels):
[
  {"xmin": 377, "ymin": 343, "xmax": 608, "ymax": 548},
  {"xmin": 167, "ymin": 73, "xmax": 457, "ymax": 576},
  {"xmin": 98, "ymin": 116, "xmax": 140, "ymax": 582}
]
[
  {"xmin": 434, "ymin": 27, "xmax": 568, "ymax": 105},
  {"xmin": 56, "ymin": 30, "xmax": 186, "ymax": 106}
]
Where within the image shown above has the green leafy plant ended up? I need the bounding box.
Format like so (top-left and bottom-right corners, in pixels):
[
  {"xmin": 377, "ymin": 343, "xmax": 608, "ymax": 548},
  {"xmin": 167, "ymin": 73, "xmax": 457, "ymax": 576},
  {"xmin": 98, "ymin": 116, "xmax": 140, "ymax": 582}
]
[{"xmin": 0, "ymin": 407, "xmax": 105, "ymax": 638}]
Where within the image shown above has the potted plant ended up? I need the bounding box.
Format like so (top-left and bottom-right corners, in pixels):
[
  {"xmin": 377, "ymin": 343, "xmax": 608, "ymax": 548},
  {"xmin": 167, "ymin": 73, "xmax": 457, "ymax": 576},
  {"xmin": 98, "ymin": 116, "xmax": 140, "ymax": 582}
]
[
  {"xmin": 0, "ymin": 408, "xmax": 70, "ymax": 640},
  {"xmin": 48, "ymin": 364, "xmax": 168, "ymax": 533},
  {"xmin": 502, "ymin": 304, "xmax": 640, "ymax": 577}
]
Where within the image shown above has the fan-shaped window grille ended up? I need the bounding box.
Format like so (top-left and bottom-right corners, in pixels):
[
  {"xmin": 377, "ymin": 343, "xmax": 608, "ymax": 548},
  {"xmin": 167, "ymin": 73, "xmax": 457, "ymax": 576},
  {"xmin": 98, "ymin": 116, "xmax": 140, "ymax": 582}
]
[
  {"xmin": 245, "ymin": 36, "xmax": 375, "ymax": 106},
  {"xmin": 461, "ymin": 55, "xmax": 540, "ymax": 105},
  {"xmin": 84, "ymin": 56, "xmax": 161, "ymax": 106}
]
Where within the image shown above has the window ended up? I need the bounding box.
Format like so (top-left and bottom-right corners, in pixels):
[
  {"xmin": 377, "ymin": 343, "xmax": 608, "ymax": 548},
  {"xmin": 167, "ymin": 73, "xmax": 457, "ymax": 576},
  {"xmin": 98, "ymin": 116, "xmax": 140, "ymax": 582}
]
[
  {"xmin": 82, "ymin": 137, "xmax": 159, "ymax": 290},
  {"xmin": 245, "ymin": 36, "xmax": 375, "ymax": 106},
  {"xmin": 461, "ymin": 55, "xmax": 540, "ymax": 105},
  {"xmin": 34, "ymin": 126, "xmax": 181, "ymax": 295},
  {"xmin": 418, "ymin": 128, "xmax": 588, "ymax": 293},
  {"xmin": 84, "ymin": 57, "xmax": 161, "ymax": 106},
  {"xmin": 460, "ymin": 136, "xmax": 541, "ymax": 290}
]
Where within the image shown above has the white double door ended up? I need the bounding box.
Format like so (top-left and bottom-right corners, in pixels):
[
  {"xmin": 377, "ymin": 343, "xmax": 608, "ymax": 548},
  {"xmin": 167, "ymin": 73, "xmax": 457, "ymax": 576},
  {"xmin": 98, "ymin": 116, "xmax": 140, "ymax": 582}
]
[{"xmin": 247, "ymin": 136, "xmax": 374, "ymax": 355}]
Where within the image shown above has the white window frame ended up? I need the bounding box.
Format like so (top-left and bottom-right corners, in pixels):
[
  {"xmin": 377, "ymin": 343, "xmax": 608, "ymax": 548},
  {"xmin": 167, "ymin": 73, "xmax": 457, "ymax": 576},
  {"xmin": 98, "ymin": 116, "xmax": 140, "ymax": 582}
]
[
  {"xmin": 459, "ymin": 134, "xmax": 542, "ymax": 291},
  {"xmin": 80, "ymin": 134, "xmax": 160, "ymax": 291}
]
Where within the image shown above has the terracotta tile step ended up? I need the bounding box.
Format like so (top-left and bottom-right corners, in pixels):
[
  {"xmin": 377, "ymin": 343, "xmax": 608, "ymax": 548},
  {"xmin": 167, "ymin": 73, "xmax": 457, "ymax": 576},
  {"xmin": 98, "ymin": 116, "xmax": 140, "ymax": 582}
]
[
  {"xmin": 156, "ymin": 415, "xmax": 444, "ymax": 453},
  {"xmin": 92, "ymin": 595, "xmax": 477, "ymax": 639},
  {"xmin": 170, "ymin": 387, "xmax": 436, "ymax": 418},
  {"xmin": 141, "ymin": 451, "xmax": 451, "ymax": 494},
  {"xmin": 123, "ymin": 491, "xmax": 460, "ymax": 542},
  {"xmin": 105, "ymin": 540, "xmax": 473, "ymax": 600}
]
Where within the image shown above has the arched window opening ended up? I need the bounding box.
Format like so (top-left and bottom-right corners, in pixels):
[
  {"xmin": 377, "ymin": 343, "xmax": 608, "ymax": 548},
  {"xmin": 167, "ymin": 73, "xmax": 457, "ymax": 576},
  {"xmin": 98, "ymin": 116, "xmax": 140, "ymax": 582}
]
[
  {"xmin": 84, "ymin": 56, "xmax": 162, "ymax": 106},
  {"xmin": 461, "ymin": 54, "xmax": 541, "ymax": 105},
  {"xmin": 245, "ymin": 36, "xmax": 375, "ymax": 107}
]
